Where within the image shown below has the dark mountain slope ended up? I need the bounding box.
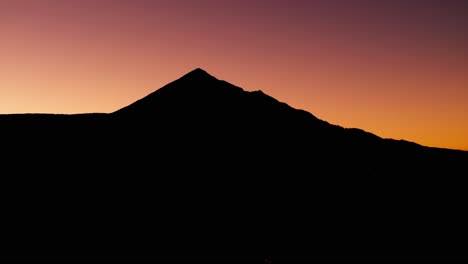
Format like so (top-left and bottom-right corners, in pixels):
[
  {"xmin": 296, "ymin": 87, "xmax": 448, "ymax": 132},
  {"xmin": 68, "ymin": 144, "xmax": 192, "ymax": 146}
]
[
  {"xmin": 1, "ymin": 68, "xmax": 467, "ymax": 262},
  {"xmin": 107, "ymin": 68, "xmax": 465, "ymax": 177}
]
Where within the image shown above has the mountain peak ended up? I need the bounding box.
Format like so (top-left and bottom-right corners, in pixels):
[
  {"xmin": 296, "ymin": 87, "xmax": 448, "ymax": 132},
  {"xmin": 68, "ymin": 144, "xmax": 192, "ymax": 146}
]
[
  {"xmin": 188, "ymin": 68, "xmax": 209, "ymax": 76},
  {"xmin": 180, "ymin": 68, "xmax": 217, "ymax": 81},
  {"xmin": 112, "ymin": 68, "xmax": 242, "ymax": 115}
]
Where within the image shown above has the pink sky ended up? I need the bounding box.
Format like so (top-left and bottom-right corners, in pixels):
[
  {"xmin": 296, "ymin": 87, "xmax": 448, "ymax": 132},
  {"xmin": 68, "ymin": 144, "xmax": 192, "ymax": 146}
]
[{"xmin": 1, "ymin": 0, "xmax": 467, "ymax": 150}]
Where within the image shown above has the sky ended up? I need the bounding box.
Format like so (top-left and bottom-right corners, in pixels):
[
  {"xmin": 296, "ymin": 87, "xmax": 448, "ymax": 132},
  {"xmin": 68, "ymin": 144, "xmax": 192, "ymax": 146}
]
[{"xmin": 1, "ymin": 0, "xmax": 467, "ymax": 150}]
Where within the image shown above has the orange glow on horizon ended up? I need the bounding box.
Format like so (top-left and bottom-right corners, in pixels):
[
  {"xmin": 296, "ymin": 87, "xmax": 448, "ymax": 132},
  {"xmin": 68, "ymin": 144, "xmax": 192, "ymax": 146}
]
[{"xmin": 1, "ymin": 1, "xmax": 467, "ymax": 151}]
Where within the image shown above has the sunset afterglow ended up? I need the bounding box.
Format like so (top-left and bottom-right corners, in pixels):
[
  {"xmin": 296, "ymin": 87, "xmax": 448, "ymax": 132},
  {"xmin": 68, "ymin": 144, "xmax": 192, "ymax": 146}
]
[{"xmin": 1, "ymin": 0, "xmax": 467, "ymax": 150}]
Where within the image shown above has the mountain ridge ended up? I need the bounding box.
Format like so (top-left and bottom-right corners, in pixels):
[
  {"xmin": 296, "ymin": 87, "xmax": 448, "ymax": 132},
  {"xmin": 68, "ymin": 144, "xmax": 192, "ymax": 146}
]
[
  {"xmin": 108, "ymin": 68, "xmax": 460, "ymax": 152},
  {"xmin": 1, "ymin": 68, "xmax": 464, "ymax": 152},
  {"xmin": 1, "ymin": 68, "xmax": 467, "ymax": 262}
]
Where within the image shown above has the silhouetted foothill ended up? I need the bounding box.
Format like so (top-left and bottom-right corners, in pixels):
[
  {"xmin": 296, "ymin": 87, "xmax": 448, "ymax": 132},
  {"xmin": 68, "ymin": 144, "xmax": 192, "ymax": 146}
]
[{"xmin": 1, "ymin": 68, "xmax": 467, "ymax": 263}]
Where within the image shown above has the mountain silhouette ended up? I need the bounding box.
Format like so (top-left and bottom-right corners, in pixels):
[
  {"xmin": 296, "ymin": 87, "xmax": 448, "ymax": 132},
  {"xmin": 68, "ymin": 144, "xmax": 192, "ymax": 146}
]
[{"xmin": 1, "ymin": 68, "xmax": 467, "ymax": 263}]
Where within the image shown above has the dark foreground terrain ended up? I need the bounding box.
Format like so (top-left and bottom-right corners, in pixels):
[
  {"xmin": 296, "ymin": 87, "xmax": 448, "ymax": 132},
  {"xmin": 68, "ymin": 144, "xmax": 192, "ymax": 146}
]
[{"xmin": 1, "ymin": 69, "xmax": 467, "ymax": 263}]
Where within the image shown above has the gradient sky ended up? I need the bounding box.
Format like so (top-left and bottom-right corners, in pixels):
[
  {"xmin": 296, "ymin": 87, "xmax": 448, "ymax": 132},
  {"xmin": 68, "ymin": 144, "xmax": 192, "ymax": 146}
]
[{"xmin": 1, "ymin": 0, "xmax": 467, "ymax": 150}]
